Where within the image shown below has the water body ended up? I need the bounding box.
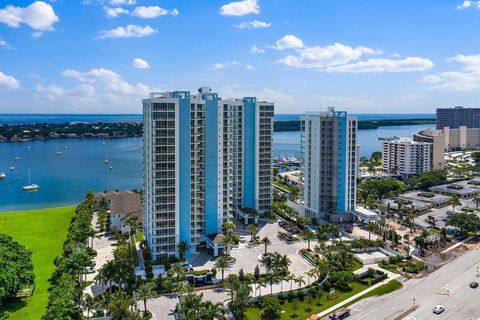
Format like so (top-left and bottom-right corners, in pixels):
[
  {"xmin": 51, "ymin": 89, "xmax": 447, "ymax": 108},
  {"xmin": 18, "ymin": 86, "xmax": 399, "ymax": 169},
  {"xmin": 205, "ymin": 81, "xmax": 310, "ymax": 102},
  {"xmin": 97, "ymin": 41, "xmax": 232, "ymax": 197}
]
[
  {"xmin": 0, "ymin": 113, "xmax": 435, "ymax": 124},
  {"xmin": 0, "ymin": 114, "xmax": 435, "ymax": 211}
]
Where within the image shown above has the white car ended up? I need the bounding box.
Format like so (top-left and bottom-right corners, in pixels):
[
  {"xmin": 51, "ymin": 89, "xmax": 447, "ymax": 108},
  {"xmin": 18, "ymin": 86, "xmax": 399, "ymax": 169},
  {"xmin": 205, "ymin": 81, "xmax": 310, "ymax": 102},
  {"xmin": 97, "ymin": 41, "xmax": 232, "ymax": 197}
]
[{"xmin": 433, "ymin": 305, "xmax": 445, "ymax": 314}]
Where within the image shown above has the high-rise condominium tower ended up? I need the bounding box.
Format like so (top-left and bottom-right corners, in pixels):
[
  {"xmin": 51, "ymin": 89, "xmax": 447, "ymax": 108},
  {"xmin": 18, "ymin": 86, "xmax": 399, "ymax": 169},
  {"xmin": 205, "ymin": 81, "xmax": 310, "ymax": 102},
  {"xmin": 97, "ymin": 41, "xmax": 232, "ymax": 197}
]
[
  {"xmin": 436, "ymin": 106, "xmax": 480, "ymax": 129},
  {"xmin": 301, "ymin": 108, "xmax": 358, "ymax": 222},
  {"xmin": 143, "ymin": 87, "xmax": 274, "ymax": 259}
]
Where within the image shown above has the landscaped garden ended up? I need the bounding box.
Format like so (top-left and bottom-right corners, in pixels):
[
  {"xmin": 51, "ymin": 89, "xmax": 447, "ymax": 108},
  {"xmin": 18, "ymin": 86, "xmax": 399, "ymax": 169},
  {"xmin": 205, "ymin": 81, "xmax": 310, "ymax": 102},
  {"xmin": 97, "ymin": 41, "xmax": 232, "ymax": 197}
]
[
  {"xmin": 0, "ymin": 206, "xmax": 75, "ymax": 320},
  {"xmin": 245, "ymin": 282, "xmax": 369, "ymax": 319}
]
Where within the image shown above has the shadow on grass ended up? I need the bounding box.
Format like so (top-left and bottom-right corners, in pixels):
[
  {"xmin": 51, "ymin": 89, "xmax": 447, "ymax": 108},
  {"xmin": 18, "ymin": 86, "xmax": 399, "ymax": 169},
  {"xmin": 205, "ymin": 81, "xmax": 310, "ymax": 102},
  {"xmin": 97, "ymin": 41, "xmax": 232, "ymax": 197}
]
[{"xmin": 0, "ymin": 298, "xmax": 28, "ymax": 319}]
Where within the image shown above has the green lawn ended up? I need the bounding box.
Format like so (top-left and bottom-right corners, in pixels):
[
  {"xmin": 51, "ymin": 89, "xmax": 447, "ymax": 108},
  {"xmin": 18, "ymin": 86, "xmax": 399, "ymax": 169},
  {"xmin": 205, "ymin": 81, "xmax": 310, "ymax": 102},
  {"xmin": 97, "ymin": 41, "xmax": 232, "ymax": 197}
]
[
  {"xmin": 0, "ymin": 207, "xmax": 75, "ymax": 320},
  {"xmin": 245, "ymin": 282, "xmax": 369, "ymax": 320},
  {"xmin": 338, "ymin": 279, "xmax": 403, "ymax": 309}
]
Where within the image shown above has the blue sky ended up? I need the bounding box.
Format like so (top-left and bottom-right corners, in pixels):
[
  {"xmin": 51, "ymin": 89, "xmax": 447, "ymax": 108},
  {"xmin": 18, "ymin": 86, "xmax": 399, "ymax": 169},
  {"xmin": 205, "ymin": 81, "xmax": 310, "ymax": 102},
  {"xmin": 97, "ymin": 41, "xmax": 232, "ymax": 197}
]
[{"xmin": 1, "ymin": 0, "xmax": 480, "ymax": 114}]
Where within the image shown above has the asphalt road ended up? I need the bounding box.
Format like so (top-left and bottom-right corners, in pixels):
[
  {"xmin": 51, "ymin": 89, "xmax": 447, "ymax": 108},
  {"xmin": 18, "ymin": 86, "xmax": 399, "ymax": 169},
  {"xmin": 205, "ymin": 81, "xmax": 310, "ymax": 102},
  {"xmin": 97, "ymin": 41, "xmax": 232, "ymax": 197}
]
[{"xmin": 350, "ymin": 248, "xmax": 480, "ymax": 320}]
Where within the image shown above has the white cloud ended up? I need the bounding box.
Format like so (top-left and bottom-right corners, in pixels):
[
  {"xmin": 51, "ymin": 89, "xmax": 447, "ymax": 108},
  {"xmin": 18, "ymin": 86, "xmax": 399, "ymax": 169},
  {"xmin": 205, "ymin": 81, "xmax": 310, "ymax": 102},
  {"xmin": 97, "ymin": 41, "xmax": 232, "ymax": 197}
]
[
  {"xmin": 0, "ymin": 70, "xmax": 20, "ymax": 90},
  {"xmin": 61, "ymin": 67, "xmax": 149, "ymax": 95},
  {"xmin": 97, "ymin": 24, "xmax": 157, "ymax": 39},
  {"xmin": 271, "ymin": 34, "xmax": 305, "ymax": 50},
  {"xmin": 132, "ymin": 6, "xmax": 168, "ymax": 18},
  {"xmin": 235, "ymin": 20, "xmax": 271, "ymax": 29},
  {"xmin": 325, "ymin": 56, "xmax": 434, "ymax": 73},
  {"xmin": 457, "ymin": 0, "xmax": 473, "ymax": 9},
  {"xmin": 105, "ymin": 5, "xmax": 177, "ymax": 18},
  {"xmin": 209, "ymin": 61, "xmax": 244, "ymax": 70},
  {"xmin": 33, "ymin": 67, "xmax": 155, "ymax": 112},
  {"xmin": 220, "ymin": 0, "xmax": 259, "ymax": 16},
  {"xmin": 110, "ymin": 0, "xmax": 136, "ymax": 5},
  {"xmin": 250, "ymin": 45, "xmax": 265, "ymax": 53},
  {"xmin": 245, "ymin": 64, "xmax": 255, "ymax": 70},
  {"xmin": 0, "ymin": 1, "xmax": 59, "ymax": 31},
  {"xmin": 0, "ymin": 38, "xmax": 13, "ymax": 49},
  {"xmin": 105, "ymin": 7, "xmax": 129, "ymax": 17},
  {"xmin": 423, "ymin": 54, "xmax": 480, "ymax": 91},
  {"xmin": 210, "ymin": 63, "xmax": 227, "ymax": 70},
  {"xmin": 277, "ymin": 42, "xmax": 380, "ymax": 68},
  {"xmin": 273, "ymin": 39, "xmax": 432, "ymax": 74},
  {"xmin": 31, "ymin": 31, "xmax": 43, "ymax": 38},
  {"xmin": 133, "ymin": 58, "xmax": 150, "ymax": 69}
]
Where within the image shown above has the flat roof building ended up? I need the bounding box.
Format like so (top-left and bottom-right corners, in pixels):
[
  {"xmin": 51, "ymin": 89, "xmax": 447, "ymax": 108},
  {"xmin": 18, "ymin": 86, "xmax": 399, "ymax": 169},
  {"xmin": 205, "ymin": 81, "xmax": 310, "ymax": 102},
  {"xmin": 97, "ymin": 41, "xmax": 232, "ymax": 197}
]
[
  {"xmin": 437, "ymin": 106, "xmax": 480, "ymax": 129},
  {"xmin": 301, "ymin": 108, "xmax": 358, "ymax": 222},
  {"xmin": 143, "ymin": 87, "xmax": 274, "ymax": 259},
  {"xmin": 381, "ymin": 137, "xmax": 433, "ymax": 178},
  {"xmin": 416, "ymin": 127, "xmax": 480, "ymax": 151},
  {"xmin": 430, "ymin": 180, "xmax": 480, "ymax": 199}
]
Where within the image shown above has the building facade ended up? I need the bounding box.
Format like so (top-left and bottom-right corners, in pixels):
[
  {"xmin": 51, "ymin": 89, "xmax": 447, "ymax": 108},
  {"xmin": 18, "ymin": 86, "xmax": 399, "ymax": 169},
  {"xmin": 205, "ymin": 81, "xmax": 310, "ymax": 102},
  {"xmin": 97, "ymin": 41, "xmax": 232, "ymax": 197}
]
[
  {"xmin": 412, "ymin": 129, "xmax": 445, "ymax": 170},
  {"xmin": 381, "ymin": 137, "xmax": 432, "ymax": 177},
  {"xmin": 143, "ymin": 87, "xmax": 274, "ymax": 259},
  {"xmin": 416, "ymin": 127, "xmax": 480, "ymax": 151},
  {"xmin": 436, "ymin": 106, "xmax": 480, "ymax": 129},
  {"xmin": 301, "ymin": 108, "xmax": 358, "ymax": 222}
]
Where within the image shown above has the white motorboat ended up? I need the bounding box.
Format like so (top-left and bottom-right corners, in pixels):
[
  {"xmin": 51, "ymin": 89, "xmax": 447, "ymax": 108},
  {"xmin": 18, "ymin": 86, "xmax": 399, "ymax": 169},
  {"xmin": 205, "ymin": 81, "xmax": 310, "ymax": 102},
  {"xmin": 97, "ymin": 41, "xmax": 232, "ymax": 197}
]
[
  {"xmin": 0, "ymin": 172, "xmax": 5, "ymax": 179},
  {"xmin": 22, "ymin": 170, "xmax": 39, "ymax": 191},
  {"xmin": 10, "ymin": 166, "xmax": 15, "ymax": 171},
  {"xmin": 14, "ymin": 156, "xmax": 20, "ymax": 160}
]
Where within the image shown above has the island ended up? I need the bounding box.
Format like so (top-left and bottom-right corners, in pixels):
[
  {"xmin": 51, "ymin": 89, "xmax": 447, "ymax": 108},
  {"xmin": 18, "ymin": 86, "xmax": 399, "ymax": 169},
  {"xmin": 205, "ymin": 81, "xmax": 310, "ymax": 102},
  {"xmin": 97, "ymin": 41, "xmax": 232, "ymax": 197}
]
[{"xmin": 0, "ymin": 118, "xmax": 436, "ymax": 142}]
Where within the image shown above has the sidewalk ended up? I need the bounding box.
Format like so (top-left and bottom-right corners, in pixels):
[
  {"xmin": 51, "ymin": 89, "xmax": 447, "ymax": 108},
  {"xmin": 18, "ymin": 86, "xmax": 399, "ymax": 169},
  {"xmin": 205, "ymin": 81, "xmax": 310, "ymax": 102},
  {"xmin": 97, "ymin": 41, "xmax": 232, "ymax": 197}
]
[{"xmin": 315, "ymin": 265, "xmax": 401, "ymax": 319}]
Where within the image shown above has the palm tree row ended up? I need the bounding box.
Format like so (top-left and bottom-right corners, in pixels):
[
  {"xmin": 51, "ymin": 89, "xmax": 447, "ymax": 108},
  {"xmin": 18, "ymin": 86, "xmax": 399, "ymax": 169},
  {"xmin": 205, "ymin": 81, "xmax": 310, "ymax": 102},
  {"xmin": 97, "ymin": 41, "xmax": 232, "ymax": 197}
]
[{"xmin": 176, "ymin": 292, "xmax": 227, "ymax": 320}]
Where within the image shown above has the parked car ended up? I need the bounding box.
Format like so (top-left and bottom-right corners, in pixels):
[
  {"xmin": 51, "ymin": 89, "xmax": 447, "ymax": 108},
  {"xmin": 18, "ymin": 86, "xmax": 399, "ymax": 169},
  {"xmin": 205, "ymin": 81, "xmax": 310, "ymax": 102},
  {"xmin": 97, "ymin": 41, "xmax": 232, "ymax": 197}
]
[
  {"xmin": 180, "ymin": 261, "xmax": 193, "ymax": 271},
  {"xmin": 432, "ymin": 305, "xmax": 445, "ymax": 314},
  {"xmin": 470, "ymin": 282, "xmax": 479, "ymax": 288}
]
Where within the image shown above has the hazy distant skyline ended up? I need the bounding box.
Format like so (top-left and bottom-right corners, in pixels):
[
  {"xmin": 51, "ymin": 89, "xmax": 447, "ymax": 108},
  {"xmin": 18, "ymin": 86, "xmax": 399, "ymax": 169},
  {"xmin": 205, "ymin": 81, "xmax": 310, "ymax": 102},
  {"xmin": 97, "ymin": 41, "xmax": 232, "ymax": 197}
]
[{"xmin": 1, "ymin": 0, "xmax": 480, "ymax": 114}]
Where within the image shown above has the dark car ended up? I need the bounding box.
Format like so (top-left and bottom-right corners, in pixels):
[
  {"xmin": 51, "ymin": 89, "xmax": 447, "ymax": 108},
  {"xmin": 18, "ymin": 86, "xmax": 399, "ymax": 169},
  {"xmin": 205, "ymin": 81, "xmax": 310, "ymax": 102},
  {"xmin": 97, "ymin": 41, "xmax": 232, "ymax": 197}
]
[{"xmin": 470, "ymin": 282, "xmax": 479, "ymax": 288}]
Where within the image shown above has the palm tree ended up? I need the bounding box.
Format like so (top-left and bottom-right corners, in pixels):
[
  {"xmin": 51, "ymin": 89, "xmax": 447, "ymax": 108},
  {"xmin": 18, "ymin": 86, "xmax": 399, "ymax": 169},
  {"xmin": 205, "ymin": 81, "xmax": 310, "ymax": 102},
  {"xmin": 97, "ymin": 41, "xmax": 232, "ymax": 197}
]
[
  {"xmin": 366, "ymin": 221, "xmax": 376, "ymax": 241},
  {"xmin": 302, "ymin": 230, "xmax": 316, "ymax": 251},
  {"xmin": 177, "ymin": 292, "xmax": 203, "ymax": 318},
  {"xmin": 82, "ymin": 293, "xmax": 94, "ymax": 318},
  {"xmin": 260, "ymin": 237, "xmax": 271, "ymax": 255},
  {"xmin": 94, "ymin": 292, "xmax": 110, "ymax": 316},
  {"xmin": 449, "ymin": 196, "xmax": 462, "ymax": 213},
  {"xmin": 200, "ymin": 301, "xmax": 227, "ymax": 320},
  {"xmin": 178, "ymin": 241, "xmax": 189, "ymax": 261},
  {"xmin": 246, "ymin": 224, "xmax": 257, "ymax": 242},
  {"xmin": 294, "ymin": 274, "xmax": 305, "ymax": 290},
  {"xmin": 171, "ymin": 262, "xmax": 186, "ymax": 284},
  {"xmin": 265, "ymin": 272, "xmax": 278, "ymax": 294},
  {"xmin": 230, "ymin": 281, "xmax": 251, "ymax": 320},
  {"xmin": 136, "ymin": 282, "xmax": 156, "ymax": 315},
  {"xmin": 256, "ymin": 277, "xmax": 266, "ymax": 296},
  {"xmin": 407, "ymin": 206, "xmax": 417, "ymax": 233},
  {"xmin": 214, "ymin": 256, "xmax": 230, "ymax": 281},
  {"xmin": 108, "ymin": 291, "xmax": 135, "ymax": 320},
  {"xmin": 286, "ymin": 273, "xmax": 296, "ymax": 291},
  {"xmin": 222, "ymin": 221, "xmax": 236, "ymax": 235},
  {"xmin": 220, "ymin": 234, "xmax": 236, "ymax": 256},
  {"xmin": 474, "ymin": 197, "xmax": 480, "ymax": 211}
]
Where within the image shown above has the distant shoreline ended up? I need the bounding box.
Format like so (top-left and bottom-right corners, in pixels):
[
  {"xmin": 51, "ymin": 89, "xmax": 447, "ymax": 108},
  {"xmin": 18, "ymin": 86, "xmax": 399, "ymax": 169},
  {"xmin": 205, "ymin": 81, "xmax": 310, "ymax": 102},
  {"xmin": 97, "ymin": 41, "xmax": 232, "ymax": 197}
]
[
  {"xmin": 0, "ymin": 118, "xmax": 436, "ymax": 142},
  {"xmin": 275, "ymin": 118, "xmax": 436, "ymax": 131}
]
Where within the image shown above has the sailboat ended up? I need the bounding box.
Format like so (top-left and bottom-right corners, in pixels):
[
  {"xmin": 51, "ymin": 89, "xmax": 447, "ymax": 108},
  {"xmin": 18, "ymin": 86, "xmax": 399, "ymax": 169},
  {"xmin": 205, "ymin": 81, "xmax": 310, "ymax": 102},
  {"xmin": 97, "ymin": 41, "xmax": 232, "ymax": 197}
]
[
  {"xmin": 22, "ymin": 169, "xmax": 39, "ymax": 191},
  {"xmin": 104, "ymin": 152, "xmax": 109, "ymax": 164},
  {"xmin": 55, "ymin": 144, "xmax": 63, "ymax": 155}
]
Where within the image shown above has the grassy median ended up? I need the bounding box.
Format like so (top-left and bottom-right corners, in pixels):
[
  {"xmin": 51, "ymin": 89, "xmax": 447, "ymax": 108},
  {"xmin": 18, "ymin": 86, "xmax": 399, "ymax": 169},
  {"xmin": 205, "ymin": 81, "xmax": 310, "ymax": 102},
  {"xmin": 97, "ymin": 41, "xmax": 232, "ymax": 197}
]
[{"xmin": 0, "ymin": 207, "xmax": 75, "ymax": 320}]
